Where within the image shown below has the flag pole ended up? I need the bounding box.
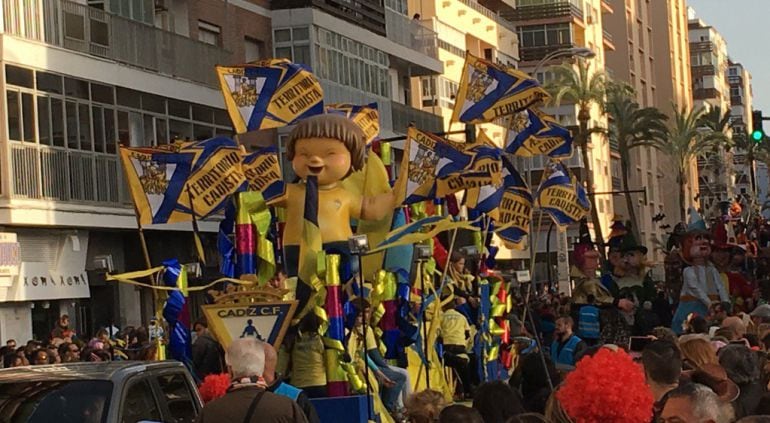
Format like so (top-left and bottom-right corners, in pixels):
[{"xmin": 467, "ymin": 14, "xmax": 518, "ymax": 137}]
[{"xmin": 186, "ymin": 185, "xmax": 207, "ymax": 265}]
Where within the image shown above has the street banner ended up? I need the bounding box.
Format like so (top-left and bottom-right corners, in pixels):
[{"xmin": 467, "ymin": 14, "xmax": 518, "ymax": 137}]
[
  {"xmin": 536, "ymin": 161, "xmax": 590, "ymax": 226},
  {"xmin": 504, "ymin": 108, "xmax": 573, "ymax": 158},
  {"xmin": 217, "ymin": 59, "xmax": 324, "ymax": 133},
  {"xmin": 394, "ymin": 127, "xmax": 474, "ymax": 205},
  {"xmin": 326, "ymin": 103, "xmax": 380, "ymax": 144},
  {"xmin": 452, "ymin": 52, "xmax": 549, "ymax": 124}
]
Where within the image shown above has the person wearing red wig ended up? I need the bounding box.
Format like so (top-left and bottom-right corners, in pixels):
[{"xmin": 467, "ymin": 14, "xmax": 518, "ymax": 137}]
[{"xmin": 555, "ymin": 348, "xmax": 654, "ymax": 423}]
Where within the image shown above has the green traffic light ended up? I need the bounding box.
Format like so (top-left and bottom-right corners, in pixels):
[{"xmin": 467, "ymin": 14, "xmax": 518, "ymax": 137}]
[{"xmin": 752, "ymin": 130, "xmax": 764, "ymax": 142}]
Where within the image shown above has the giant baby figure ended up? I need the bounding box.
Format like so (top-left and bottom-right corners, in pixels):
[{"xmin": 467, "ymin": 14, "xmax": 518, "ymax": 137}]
[{"xmin": 272, "ymin": 114, "xmax": 394, "ymax": 312}]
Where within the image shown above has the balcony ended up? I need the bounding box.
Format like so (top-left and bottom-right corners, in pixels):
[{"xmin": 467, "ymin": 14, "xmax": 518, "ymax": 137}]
[
  {"xmin": 691, "ymin": 64, "xmax": 717, "ymax": 78},
  {"xmin": 384, "ymin": 9, "xmax": 439, "ymax": 61},
  {"xmin": 457, "ymin": 0, "xmax": 517, "ymax": 32},
  {"xmin": 9, "ymin": 143, "xmax": 126, "ymax": 207},
  {"xmin": 2, "ymin": 0, "xmax": 233, "ymax": 87},
  {"xmin": 273, "ymin": 0, "xmax": 386, "ymax": 36},
  {"xmin": 693, "ymin": 87, "xmax": 722, "ymax": 101},
  {"xmin": 503, "ymin": 1, "xmax": 583, "ymax": 23},
  {"xmin": 518, "ymin": 43, "xmax": 575, "ymax": 63},
  {"xmin": 603, "ymin": 29, "xmax": 615, "ymax": 50},
  {"xmin": 689, "ymin": 41, "xmax": 714, "ymax": 53},
  {"xmin": 392, "ymin": 102, "xmax": 444, "ymax": 134},
  {"xmin": 612, "ymin": 176, "xmax": 622, "ymax": 191}
]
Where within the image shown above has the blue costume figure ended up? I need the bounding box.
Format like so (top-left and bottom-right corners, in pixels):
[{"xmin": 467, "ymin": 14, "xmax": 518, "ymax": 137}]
[{"xmin": 241, "ymin": 319, "xmax": 264, "ymax": 340}]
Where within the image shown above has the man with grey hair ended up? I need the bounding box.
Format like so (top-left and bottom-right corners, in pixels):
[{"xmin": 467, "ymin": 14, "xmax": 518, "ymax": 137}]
[
  {"xmin": 660, "ymin": 383, "xmax": 734, "ymax": 423},
  {"xmin": 197, "ymin": 338, "xmax": 308, "ymax": 422}
]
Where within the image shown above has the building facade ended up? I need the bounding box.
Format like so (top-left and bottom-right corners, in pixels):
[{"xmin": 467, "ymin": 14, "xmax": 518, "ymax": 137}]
[
  {"xmin": 650, "ymin": 0, "xmax": 697, "ymax": 228},
  {"xmin": 603, "ymin": 0, "xmax": 666, "ymax": 266},
  {"xmin": 688, "ymin": 12, "xmax": 734, "ymax": 217},
  {"xmin": 727, "ymin": 61, "xmax": 755, "ymax": 201},
  {"xmin": 1, "ymin": 0, "xmax": 270, "ymax": 342}
]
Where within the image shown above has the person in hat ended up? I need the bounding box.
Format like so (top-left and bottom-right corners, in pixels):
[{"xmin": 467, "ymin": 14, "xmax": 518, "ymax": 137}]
[
  {"xmin": 570, "ymin": 219, "xmax": 614, "ymax": 306},
  {"xmin": 615, "ymin": 225, "xmax": 657, "ymax": 331},
  {"xmin": 671, "ymin": 209, "xmax": 731, "ymax": 335},
  {"xmin": 712, "ymin": 221, "xmax": 755, "ymax": 311}
]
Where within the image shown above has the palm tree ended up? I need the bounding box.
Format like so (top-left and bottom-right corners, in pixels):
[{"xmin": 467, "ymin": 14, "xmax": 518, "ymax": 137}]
[
  {"xmin": 733, "ymin": 130, "xmax": 759, "ymax": 196},
  {"xmin": 547, "ymin": 58, "xmax": 608, "ymax": 260},
  {"xmin": 697, "ymin": 106, "xmax": 734, "ymax": 210},
  {"xmin": 605, "ymin": 84, "xmax": 668, "ymax": 241},
  {"xmin": 650, "ymin": 105, "xmax": 730, "ymax": 222}
]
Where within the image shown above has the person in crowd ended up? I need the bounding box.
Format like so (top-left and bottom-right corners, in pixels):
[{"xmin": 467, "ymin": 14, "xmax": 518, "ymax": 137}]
[
  {"xmin": 197, "ymin": 338, "xmax": 307, "ymax": 423},
  {"xmin": 555, "ymin": 348, "xmax": 654, "ymax": 422},
  {"xmin": 438, "ymin": 404, "xmax": 483, "ymax": 423},
  {"xmin": 46, "ymin": 347, "xmax": 60, "ymax": 364},
  {"xmin": 660, "ymin": 383, "xmax": 733, "ymax": 423},
  {"xmin": 722, "ymin": 315, "xmax": 748, "ymax": 340},
  {"xmin": 260, "ymin": 341, "xmax": 319, "ymax": 423},
  {"xmin": 550, "ymin": 317, "xmax": 586, "ymax": 369},
  {"xmin": 680, "ymin": 337, "xmax": 719, "ymax": 371},
  {"xmin": 405, "ymin": 390, "xmax": 446, "ymax": 423},
  {"xmin": 472, "ymin": 381, "xmax": 524, "ymax": 423},
  {"xmin": 289, "ymin": 313, "xmax": 327, "ymax": 398},
  {"xmin": 642, "ymin": 340, "xmax": 683, "ymax": 420},
  {"xmin": 440, "ymin": 299, "xmax": 473, "ymax": 398},
  {"xmin": 192, "ymin": 319, "xmax": 225, "ymax": 379},
  {"xmin": 636, "ymin": 300, "xmax": 661, "ymax": 336},
  {"xmin": 719, "ymin": 344, "xmax": 764, "ymax": 418},
  {"xmin": 50, "ymin": 315, "xmax": 76, "ymax": 341},
  {"xmin": 577, "ymin": 294, "xmax": 600, "ymax": 345},
  {"xmin": 509, "ymin": 341, "xmax": 560, "ymax": 414},
  {"xmin": 32, "ymin": 349, "xmax": 49, "ymax": 365}
]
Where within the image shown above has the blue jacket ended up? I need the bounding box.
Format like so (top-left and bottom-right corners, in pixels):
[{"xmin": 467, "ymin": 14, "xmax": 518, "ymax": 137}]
[
  {"xmin": 551, "ymin": 335, "xmax": 582, "ymax": 366},
  {"xmin": 578, "ymin": 305, "xmax": 600, "ymax": 340}
]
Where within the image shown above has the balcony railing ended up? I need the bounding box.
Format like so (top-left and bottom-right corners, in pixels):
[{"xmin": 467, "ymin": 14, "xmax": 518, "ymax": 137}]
[
  {"xmin": 273, "ymin": 0, "xmax": 387, "ymax": 36},
  {"xmin": 612, "ymin": 176, "xmax": 622, "ymax": 191},
  {"xmin": 518, "ymin": 43, "xmax": 575, "ymax": 62},
  {"xmin": 2, "ymin": 0, "xmax": 232, "ymax": 87},
  {"xmin": 392, "ymin": 102, "xmax": 444, "ymax": 134},
  {"xmin": 603, "ymin": 29, "xmax": 613, "ymax": 44},
  {"xmin": 457, "ymin": 0, "xmax": 517, "ymax": 32},
  {"xmin": 384, "ymin": 9, "xmax": 439, "ymax": 60},
  {"xmin": 504, "ymin": 1, "xmax": 583, "ymax": 22},
  {"xmin": 10, "ymin": 143, "xmax": 126, "ymax": 206}
]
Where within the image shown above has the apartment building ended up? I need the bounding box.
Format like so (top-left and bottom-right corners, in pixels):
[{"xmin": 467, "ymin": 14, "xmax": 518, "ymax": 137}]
[
  {"xmin": 500, "ymin": 0, "xmax": 613, "ymax": 285},
  {"xmin": 603, "ymin": 0, "xmax": 666, "ymax": 266},
  {"xmin": 727, "ymin": 61, "xmax": 756, "ymax": 200},
  {"xmin": 650, "ymin": 0, "xmax": 697, "ymax": 227},
  {"xmin": 688, "ymin": 12, "xmax": 734, "ymax": 217}
]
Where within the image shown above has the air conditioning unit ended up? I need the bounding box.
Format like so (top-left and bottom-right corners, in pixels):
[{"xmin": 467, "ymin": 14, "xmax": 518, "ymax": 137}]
[{"xmin": 92, "ymin": 255, "xmax": 114, "ymax": 273}]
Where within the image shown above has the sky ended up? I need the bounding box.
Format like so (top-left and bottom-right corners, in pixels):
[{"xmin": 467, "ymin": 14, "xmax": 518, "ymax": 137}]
[{"xmin": 687, "ymin": 0, "xmax": 770, "ymax": 116}]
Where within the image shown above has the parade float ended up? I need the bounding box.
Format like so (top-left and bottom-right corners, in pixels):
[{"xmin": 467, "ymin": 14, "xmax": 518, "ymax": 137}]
[{"xmin": 107, "ymin": 54, "xmax": 591, "ymax": 422}]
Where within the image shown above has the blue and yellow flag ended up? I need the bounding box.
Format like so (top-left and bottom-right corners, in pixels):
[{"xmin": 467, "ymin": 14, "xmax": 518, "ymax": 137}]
[
  {"xmin": 504, "ymin": 108, "xmax": 573, "ymax": 158},
  {"xmin": 495, "ymin": 157, "xmax": 533, "ymax": 245},
  {"xmin": 536, "ymin": 161, "xmax": 590, "ymax": 226},
  {"xmin": 452, "ymin": 52, "xmax": 549, "ymax": 124},
  {"xmin": 217, "ymin": 59, "xmax": 324, "ymax": 133},
  {"xmin": 242, "ymin": 146, "xmax": 286, "ymax": 202},
  {"xmin": 326, "ymin": 103, "xmax": 380, "ymax": 144},
  {"xmin": 394, "ymin": 127, "xmax": 474, "ymax": 205},
  {"xmin": 175, "ymin": 137, "xmax": 247, "ymax": 219},
  {"xmin": 297, "ymin": 175, "xmax": 324, "ymax": 317},
  {"xmin": 120, "ymin": 145, "xmax": 195, "ymax": 226}
]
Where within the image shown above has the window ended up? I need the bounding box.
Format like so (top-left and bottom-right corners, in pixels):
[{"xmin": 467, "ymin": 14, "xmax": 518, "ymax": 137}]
[
  {"xmin": 156, "ymin": 373, "xmax": 197, "ymax": 423},
  {"xmin": 38, "ymin": 97, "xmax": 51, "ymax": 145},
  {"xmin": 121, "ymin": 379, "xmax": 161, "ymax": 423},
  {"xmin": 198, "ymin": 21, "xmax": 221, "ymax": 46},
  {"xmin": 244, "ymin": 37, "xmax": 265, "ymax": 62},
  {"xmin": 6, "ymin": 65, "xmax": 34, "ymax": 88},
  {"xmin": 0, "ymin": 380, "xmax": 112, "ymax": 423},
  {"xmin": 36, "ymin": 71, "xmax": 63, "ymax": 94},
  {"xmin": 517, "ymin": 23, "xmax": 571, "ymax": 48},
  {"xmin": 6, "ymin": 91, "xmax": 21, "ymax": 141},
  {"xmin": 64, "ymin": 77, "xmax": 89, "ymax": 100}
]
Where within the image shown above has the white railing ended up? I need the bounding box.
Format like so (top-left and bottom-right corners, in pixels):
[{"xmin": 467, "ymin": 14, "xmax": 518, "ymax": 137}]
[
  {"xmin": 10, "ymin": 143, "xmax": 126, "ymax": 207},
  {"xmin": 384, "ymin": 8, "xmax": 440, "ymax": 60}
]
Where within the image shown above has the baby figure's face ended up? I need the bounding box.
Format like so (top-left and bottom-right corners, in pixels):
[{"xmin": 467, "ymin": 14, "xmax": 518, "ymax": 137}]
[{"xmin": 292, "ymin": 137, "xmax": 352, "ymax": 186}]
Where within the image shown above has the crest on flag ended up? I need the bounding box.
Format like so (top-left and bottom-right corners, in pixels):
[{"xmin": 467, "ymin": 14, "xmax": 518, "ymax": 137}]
[
  {"xmin": 505, "ymin": 108, "xmax": 573, "ymax": 158},
  {"xmin": 394, "ymin": 127, "xmax": 474, "ymax": 205},
  {"xmin": 120, "ymin": 146, "xmax": 194, "ymax": 226},
  {"xmin": 536, "ymin": 161, "xmax": 590, "ymax": 226},
  {"xmin": 452, "ymin": 52, "xmax": 549, "ymax": 124},
  {"xmin": 326, "ymin": 103, "xmax": 380, "ymax": 144},
  {"xmin": 217, "ymin": 59, "xmax": 324, "ymax": 133}
]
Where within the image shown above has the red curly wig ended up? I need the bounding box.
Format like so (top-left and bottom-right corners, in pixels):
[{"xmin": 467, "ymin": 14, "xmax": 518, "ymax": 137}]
[
  {"xmin": 556, "ymin": 348, "xmax": 653, "ymax": 423},
  {"xmin": 198, "ymin": 373, "xmax": 231, "ymax": 404}
]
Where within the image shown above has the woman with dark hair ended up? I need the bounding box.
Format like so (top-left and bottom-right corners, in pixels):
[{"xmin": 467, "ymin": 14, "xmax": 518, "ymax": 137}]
[
  {"xmin": 509, "ymin": 347, "xmax": 560, "ymax": 413},
  {"xmin": 472, "ymin": 381, "xmax": 525, "ymax": 423},
  {"xmin": 719, "ymin": 344, "xmax": 764, "ymax": 418}
]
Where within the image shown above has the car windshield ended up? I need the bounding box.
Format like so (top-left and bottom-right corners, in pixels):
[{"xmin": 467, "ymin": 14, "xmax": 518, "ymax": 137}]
[{"xmin": 0, "ymin": 380, "xmax": 112, "ymax": 423}]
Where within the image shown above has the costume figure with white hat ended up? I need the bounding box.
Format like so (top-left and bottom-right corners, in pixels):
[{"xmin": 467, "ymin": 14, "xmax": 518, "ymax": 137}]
[{"xmin": 671, "ymin": 209, "xmax": 731, "ymax": 334}]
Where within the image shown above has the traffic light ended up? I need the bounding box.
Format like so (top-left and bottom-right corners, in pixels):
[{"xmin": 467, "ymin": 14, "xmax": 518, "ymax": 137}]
[{"xmin": 752, "ymin": 110, "xmax": 764, "ymax": 142}]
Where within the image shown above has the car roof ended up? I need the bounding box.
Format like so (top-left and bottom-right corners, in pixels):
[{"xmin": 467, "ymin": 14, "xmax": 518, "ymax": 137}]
[{"xmin": 0, "ymin": 361, "xmax": 187, "ymax": 382}]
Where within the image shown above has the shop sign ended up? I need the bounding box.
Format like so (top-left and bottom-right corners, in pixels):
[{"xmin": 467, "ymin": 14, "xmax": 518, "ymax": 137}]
[{"xmin": 0, "ymin": 233, "xmax": 21, "ymax": 277}]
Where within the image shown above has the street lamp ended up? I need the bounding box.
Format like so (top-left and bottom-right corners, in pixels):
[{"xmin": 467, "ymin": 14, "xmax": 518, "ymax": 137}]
[{"xmin": 532, "ymin": 47, "xmax": 596, "ymax": 77}]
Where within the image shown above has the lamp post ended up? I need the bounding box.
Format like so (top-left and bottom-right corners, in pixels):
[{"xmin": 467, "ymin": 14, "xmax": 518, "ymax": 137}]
[{"xmin": 531, "ymin": 47, "xmax": 596, "ymax": 80}]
